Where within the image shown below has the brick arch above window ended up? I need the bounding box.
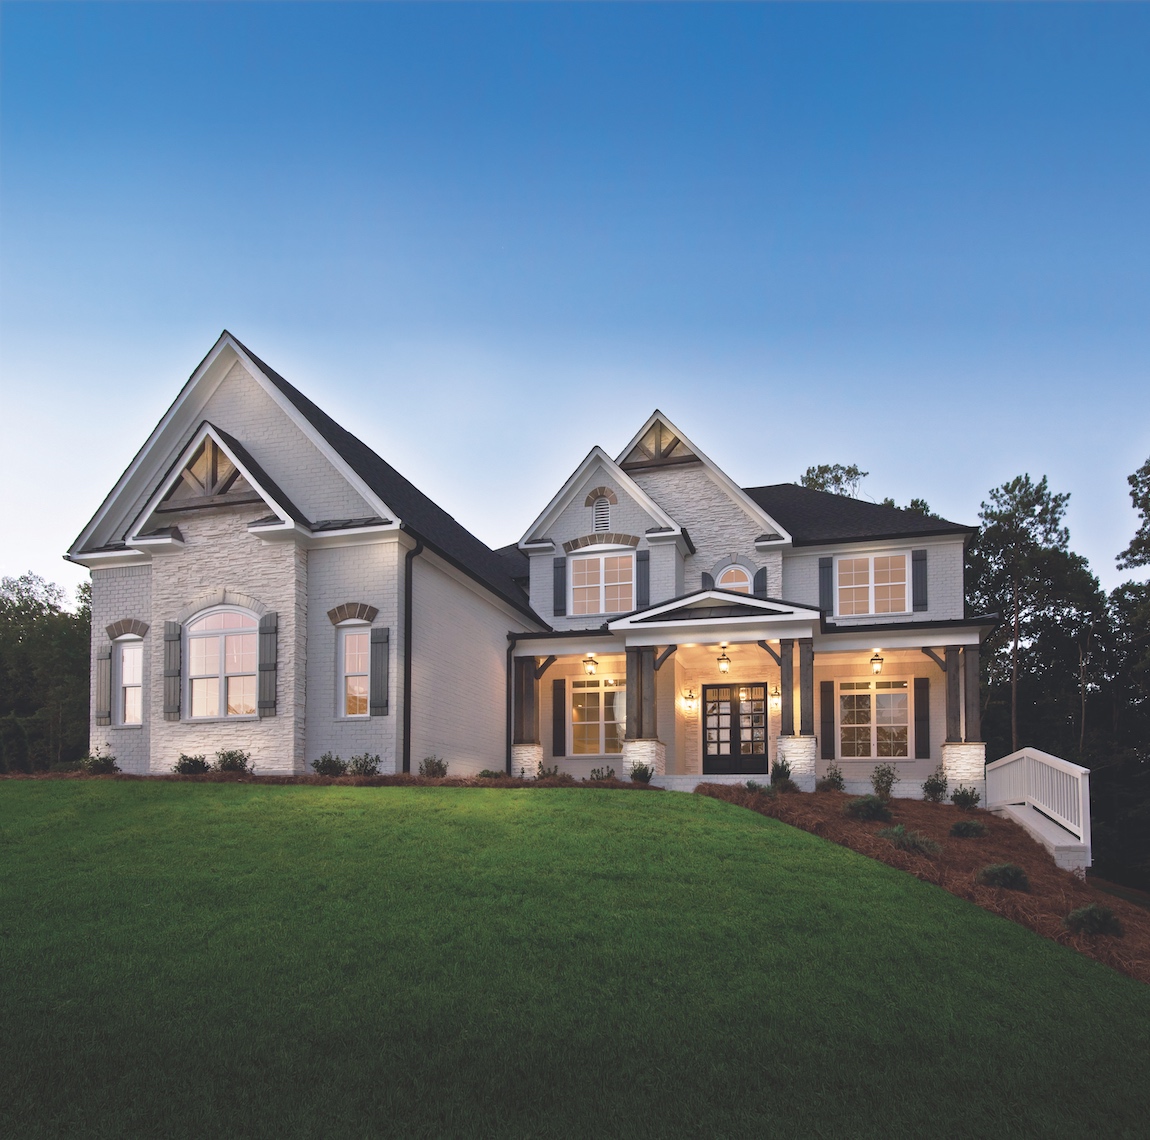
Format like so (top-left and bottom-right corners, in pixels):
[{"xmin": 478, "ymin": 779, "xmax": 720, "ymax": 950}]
[
  {"xmin": 583, "ymin": 486, "xmax": 619, "ymax": 507},
  {"xmin": 327, "ymin": 602, "xmax": 380, "ymax": 625},
  {"xmin": 562, "ymin": 533, "xmax": 641, "ymax": 553},
  {"xmin": 106, "ymin": 618, "xmax": 149, "ymax": 640},
  {"xmin": 176, "ymin": 590, "xmax": 268, "ymax": 624}
]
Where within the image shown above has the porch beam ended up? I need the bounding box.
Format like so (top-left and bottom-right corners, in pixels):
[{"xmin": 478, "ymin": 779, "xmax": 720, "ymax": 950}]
[
  {"xmin": 779, "ymin": 638, "xmax": 795, "ymax": 736},
  {"xmin": 921, "ymin": 647, "xmax": 948, "ymax": 673},
  {"xmin": 963, "ymin": 645, "xmax": 982, "ymax": 742},
  {"xmin": 653, "ymin": 645, "xmax": 677, "ymax": 671},
  {"xmin": 757, "ymin": 639, "xmax": 781, "ymax": 666},
  {"xmin": 799, "ymin": 638, "xmax": 814, "ymax": 736},
  {"xmin": 945, "ymin": 646, "xmax": 962, "ymax": 742},
  {"xmin": 533, "ymin": 655, "xmax": 556, "ymax": 681}
]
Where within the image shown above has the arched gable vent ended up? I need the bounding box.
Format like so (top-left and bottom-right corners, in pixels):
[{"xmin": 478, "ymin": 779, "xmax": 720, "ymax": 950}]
[{"xmin": 585, "ymin": 486, "xmax": 618, "ymax": 533}]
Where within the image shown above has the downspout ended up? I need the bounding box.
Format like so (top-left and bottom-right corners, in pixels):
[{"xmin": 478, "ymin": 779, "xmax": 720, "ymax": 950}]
[
  {"xmin": 506, "ymin": 634, "xmax": 517, "ymax": 775},
  {"xmin": 401, "ymin": 533, "xmax": 425, "ymax": 773}
]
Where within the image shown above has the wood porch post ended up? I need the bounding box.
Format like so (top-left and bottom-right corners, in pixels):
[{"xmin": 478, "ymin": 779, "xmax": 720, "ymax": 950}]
[
  {"xmin": 512, "ymin": 657, "xmax": 538, "ymax": 745},
  {"xmin": 641, "ymin": 647, "xmax": 656, "ymax": 740},
  {"xmin": 779, "ymin": 638, "xmax": 795, "ymax": 736},
  {"xmin": 945, "ymin": 646, "xmax": 962, "ymax": 742},
  {"xmin": 625, "ymin": 646, "xmax": 657, "ymax": 739},
  {"xmin": 798, "ymin": 639, "xmax": 814, "ymax": 736},
  {"xmin": 963, "ymin": 645, "xmax": 982, "ymax": 742}
]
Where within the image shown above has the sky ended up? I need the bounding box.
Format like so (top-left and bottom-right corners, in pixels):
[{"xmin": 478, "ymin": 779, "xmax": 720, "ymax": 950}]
[{"xmin": 2, "ymin": 2, "xmax": 1148, "ymax": 605}]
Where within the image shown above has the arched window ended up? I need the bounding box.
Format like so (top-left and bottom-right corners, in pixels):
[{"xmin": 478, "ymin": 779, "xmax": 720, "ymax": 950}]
[
  {"xmin": 186, "ymin": 609, "xmax": 258, "ymax": 718},
  {"xmin": 717, "ymin": 566, "xmax": 751, "ymax": 594},
  {"xmin": 593, "ymin": 496, "xmax": 611, "ymax": 533}
]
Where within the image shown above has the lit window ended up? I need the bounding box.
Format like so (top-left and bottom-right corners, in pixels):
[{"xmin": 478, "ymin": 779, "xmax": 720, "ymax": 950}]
[
  {"xmin": 186, "ymin": 610, "xmax": 258, "ymax": 718},
  {"xmin": 716, "ymin": 566, "xmax": 751, "ymax": 594},
  {"xmin": 571, "ymin": 552, "xmax": 633, "ymax": 615},
  {"xmin": 592, "ymin": 497, "xmax": 611, "ymax": 532},
  {"xmin": 839, "ymin": 680, "xmax": 909, "ymax": 758},
  {"xmin": 837, "ymin": 554, "xmax": 907, "ymax": 615},
  {"xmin": 571, "ymin": 677, "xmax": 626, "ymax": 754},
  {"xmin": 117, "ymin": 640, "xmax": 142, "ymax": 725},
  {"xmin": 339, "ymin": 625, "xmax": 370, "ymax": 717}
]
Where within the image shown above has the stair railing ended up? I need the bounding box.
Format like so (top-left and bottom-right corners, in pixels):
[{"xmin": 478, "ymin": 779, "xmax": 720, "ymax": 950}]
[{"xmin": 985, "ymin": 747, "xmax": 1091, "ymax": 847}]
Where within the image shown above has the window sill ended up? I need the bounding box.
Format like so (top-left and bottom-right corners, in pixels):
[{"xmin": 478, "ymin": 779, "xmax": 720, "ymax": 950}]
[
  {"xmin": 183, "ymin": 716, "xmax": 260, "ymax": 724},
  {"xmin": 110, "ymin": 724, "xmax": 143, "ymax": 731}
]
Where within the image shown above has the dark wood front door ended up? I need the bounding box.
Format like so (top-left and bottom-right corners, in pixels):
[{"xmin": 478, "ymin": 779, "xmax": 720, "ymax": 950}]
[{"xmin": 703, "ymin": 683, "xmax": 768, "ymax": 774}]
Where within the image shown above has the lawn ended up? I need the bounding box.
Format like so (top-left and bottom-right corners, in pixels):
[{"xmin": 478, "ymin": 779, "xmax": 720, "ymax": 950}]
[{"xmin": 2, "ymin": 783, "xmax": 1148, "ymax": 1139}]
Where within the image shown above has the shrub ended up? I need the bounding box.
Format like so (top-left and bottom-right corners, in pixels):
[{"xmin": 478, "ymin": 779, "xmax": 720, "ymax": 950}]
[
  {"xmin": 876, "ymin": 824, "xmax": 941, "ymax": 857},
  {"xmin": 419, "ymin": 755, "xmax": 448, "ymax": 778},
  {"xmin": 746, "ymin": 779, "xmax": 774, "ymax": 796},
  {"xmin": 950, "ymin": 784, "xmax": 981, "ymax": 810},
  {"xmin": 346, "ymin": 753, "xmax": 382, "ymax": 777},
  {"xmin": 922, "ymin": 766, "xmax": 948, "ymax": 804},
  {"xmin": 536, "ymin": 761, "xmax": 559, "ymax": 779},
  {"xmin": 770, "ymin": 757, "xmax": 792, "ymax": 785},
  {"xmin": 629, "ymin": 763, "xmax": 654, "ymax": 784},
  {"xmin": 214, "ymin": 749, "xmax": 253, "ymax": 774},
  {"xmin": 589, "ymin": 766, "xmax": 615, "ymax": 781},
  {"xmin": 173, "ymin": 753, "xmax": 210, "ymax": 775},
  {"xmin": 822, "ymin": 763, "xmax": 845, "ymax": 791},
  {"xmin": 870, "ymin": 762, "xmax": 898, "ymax": 801},
  {"xmin": 477, "ymin": 769, "xmax": 505, "ymax": 779},
  {"xmin": 950, "ymin": 819, "xmax": 986, "ymax": 838},
  {"xmin": 79, "ymin": 746, "xmax": 120, "ymax": 775},
  {"xmin": 312, "ymin": 752, "xmax": 348, "ymax": 777},
  {"xmin": 976, "ymin": 863, "xmax": 1030, "ymax": 891},
  {"xmin": 773, "ymin": 776, "xmax": 800, "ymax": 794},
  {"xmin": 843, "ymin": 795, "xmax": 891, "ymax": 822},
  {"xmin": 1064, "ymin": 903, "xmax": 1124, "ymax": 937}
]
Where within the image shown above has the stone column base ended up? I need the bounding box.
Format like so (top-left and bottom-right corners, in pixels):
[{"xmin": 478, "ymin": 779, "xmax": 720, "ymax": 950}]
[
  {"xmin": 622, "ymin": 738, "xmax": 666, "ymax": 778},
  {"xmin": 942, "ymin": 742, "xmax": 986, "ymax": 803},
  {"xmin": 511, "ymin": 743, "xmax": 543, "ymax": 779},
  {"xmin": 776, "ymin": 735, "xmax": 817, "ymax": 792}
]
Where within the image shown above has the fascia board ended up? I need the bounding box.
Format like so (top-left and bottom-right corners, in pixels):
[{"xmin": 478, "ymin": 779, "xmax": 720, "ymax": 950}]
[
  {"xmin": 620, "ymin": 617, "xmax": 818, "ymax": 647},
  {"xmin": 817, "ymin": 628, "xmax": 982, "ymax": 652},
  {"xmin": 511, "ymin": 635, "xmax": 620, "ymax": 658},
  {"xmin": 64, "ymin": 549, "xmax": 150, "ymax": 570},
  {"xmin": 615, "ymin": 409, "xmax": 793, "ymax": 545},
  {"xmin": 517, "ymin": 446, "xmax": 678, "ymax": 547},
  {"xmin": 792, "ymin": 533, "xmax": 968, "ymax": 558},
  {"xmin": 610, "ymin": 589, "xmax": 819, "ymax": 627}
]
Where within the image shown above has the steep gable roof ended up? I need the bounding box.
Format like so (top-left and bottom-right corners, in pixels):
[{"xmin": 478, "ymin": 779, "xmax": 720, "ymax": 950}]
[{"xmin": 742, "ymin": 484, "xmax": 975, "ymax": 547}]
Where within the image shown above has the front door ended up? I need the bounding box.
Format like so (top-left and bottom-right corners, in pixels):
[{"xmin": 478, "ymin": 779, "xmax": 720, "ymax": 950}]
[{"xmin": 702, "ymin": 683, "xmax": 768, "ymax": 774}]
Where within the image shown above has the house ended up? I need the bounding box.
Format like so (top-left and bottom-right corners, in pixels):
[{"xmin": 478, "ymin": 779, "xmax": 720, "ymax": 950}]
[{"xmin": 69, "ymin": 332, "xmax": 993, "ymax": 797}]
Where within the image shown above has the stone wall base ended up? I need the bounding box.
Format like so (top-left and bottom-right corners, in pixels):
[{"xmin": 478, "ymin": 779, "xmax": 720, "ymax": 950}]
[
  {"xmin": 622, "ymin": 738, "xmax": 666, "ymax": 778},
  {"xmin": 511, "ymin": 743, "xmax": 543, "ymax": 779},
  {"xmin": 776, "ymin": 735, "xmax": 817, "ymax": 792},
  {"xmin": 942, "ymin": 742, "xmax": 986, "ymax": 802}
]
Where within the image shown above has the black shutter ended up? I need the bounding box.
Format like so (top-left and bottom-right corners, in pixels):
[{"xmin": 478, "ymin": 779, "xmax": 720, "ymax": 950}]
[
  {"xmin": 553, "ymin": 557, "xmax": 567, "ymax": 617},
  {"xmin": 701, "ymin": 572, "xmax": 714, "ymax": 591},
  {"xmin": 820, "ymin": 680, "xmax": 835, "ymax": 760},
  {"xmin": 636, "ymin": 549, "xmax": 650, "ymax": 609},
  {"xmin": 163, "ymin": 622, "xmax": 182, "ymax": 722},
  {"xmin": 370, "ymin": 627, "xmax": 390, "ymax": 716},
  {"xmin": 258, "ymin": 613, "xmax": 278, "ymax": 718},
  {"xmin": 818, "ymin": 557, "xmax": 833, "ymax": 612},
  {"xmin": 552, "ymin": 677, "xmax": 566, "ymax": 757},
  {"xmin": 95, "ymin": 646, "xmax": 112, "ymax": 726},
  {"xmin": 912, "ymin": 549, "xmax": 928, "ymax": 612},
  {"xmin": 753, "ymin": 567, "xmax": 767, "ymax": 598},
  {"xmin": 914, "ymin": 677, "xmax": 931, "ymax": 759}
]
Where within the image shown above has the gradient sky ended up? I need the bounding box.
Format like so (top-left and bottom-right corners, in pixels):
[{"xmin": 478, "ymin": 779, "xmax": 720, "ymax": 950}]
[{"xmin": 2, "ymin": 2, "xmax": 1148, "ymax": 603}]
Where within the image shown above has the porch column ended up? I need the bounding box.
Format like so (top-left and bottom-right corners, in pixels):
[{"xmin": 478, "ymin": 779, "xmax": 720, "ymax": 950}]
[
  {"xmin": 798, "ymin": 639, "xmax": 814, "ymax": 736},
  {"xmin": 963, "ymin": 645, "xmax": 982, "ymax": 742},
  {"xmin": 511, "ymin": 657, "xmax": 543, "ymax": 775},
  {"xmin": 945, "ymin": 646, "xmax": 962, "ymax": 742},
  {"xmin": 623, "ymin": 646, "xmax": 664, "ymax": 776},
  {"xmin": 779, "ymin": 638, "xmax": 794, "ymax": 736}
]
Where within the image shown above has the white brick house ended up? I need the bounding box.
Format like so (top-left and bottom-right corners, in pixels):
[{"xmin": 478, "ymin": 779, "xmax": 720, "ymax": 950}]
[{"xmin": 69, "ymin": 332, "xmax": 993, "ymax": 793}]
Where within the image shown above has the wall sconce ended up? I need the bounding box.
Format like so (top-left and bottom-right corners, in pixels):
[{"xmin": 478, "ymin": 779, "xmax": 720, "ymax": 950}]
[
  {"xmin": 769, "ymin": 685, "xmax": 781, "ymax": 712},
  {"xmin": 870, "ymin": 650, "xmax": 884, "ymax": 675},
  {"xmin": 717, "ymin": 643, "xmax": 731, "ymax": 674},
  {"xmin": 583, "ymin": 653, "xmax": 597, "ymax": 676},
  {"xmin": 681, "ymin": 687, "xmax": 698, "ymax": 713}
]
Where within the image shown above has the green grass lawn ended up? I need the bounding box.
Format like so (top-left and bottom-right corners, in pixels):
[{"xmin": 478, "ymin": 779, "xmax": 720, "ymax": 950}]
[{"xmin": 2, "ymin": 783, "xmax": 1148, "ymax": 1139}]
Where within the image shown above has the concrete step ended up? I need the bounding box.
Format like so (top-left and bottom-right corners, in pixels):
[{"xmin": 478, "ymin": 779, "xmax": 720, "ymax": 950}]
[{"xmin": 992, "ymin": 803, "xmax": 1091, "ymax": 874}]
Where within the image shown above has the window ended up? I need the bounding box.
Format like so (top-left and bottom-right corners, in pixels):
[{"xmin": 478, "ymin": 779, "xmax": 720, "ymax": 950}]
[
  {"xmin": 716, "ymin": 566, "xmax": 751, "ymax": 594},
  {"xmin": 592, "ymin": 496, "xmax": 611, "ymax": 532},
  {"xmin": 571, "ymin": 552, "xmax": 634, "ymax": 615},
  {"xmin": 186, "ymin": 609, "xmax": 258, "ymax": 718},
  {"xmin": 339, "ymin": 624, "xmax": 370, "ymax": 717},
  {"xmin": 839, "ymin": 680, "xmax": 909, "ymax": 758},
  {"xmin": 571, "ymin": 677, "xmax": 626, "ymax": 755},
  {"xmin": 837, "ymin": 554, "xmax": 908, "ymax": 616},
  {"xmin": 117, "ymin": 640, "xmax": 142, "ymax": 725}
]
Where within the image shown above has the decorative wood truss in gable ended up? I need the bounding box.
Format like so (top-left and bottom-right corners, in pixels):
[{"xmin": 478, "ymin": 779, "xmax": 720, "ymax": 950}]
[
  {"xmin": 156, "ymin": 437, "xmax": 263, "ymax": 513},
  {"xmin": 620, "ymin": 420, "xmax": 699, "ymax": 471}
]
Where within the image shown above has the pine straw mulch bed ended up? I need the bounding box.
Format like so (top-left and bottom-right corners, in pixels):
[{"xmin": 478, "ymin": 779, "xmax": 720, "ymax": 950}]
[{"xmin": 695, "ymin": 783, "xmax": 1150, "ymax": 986}]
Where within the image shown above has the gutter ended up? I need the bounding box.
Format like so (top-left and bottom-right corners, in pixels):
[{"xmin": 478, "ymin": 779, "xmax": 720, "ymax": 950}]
[{"xmin": 401, "ymin": 531, "xmax": 425, "ymax": 773}]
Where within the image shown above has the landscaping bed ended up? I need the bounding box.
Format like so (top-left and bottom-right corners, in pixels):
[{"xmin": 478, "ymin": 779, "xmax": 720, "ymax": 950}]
[{"xmin": 695, "ymin": 783, "xmax": 1150, "ymax": 985}]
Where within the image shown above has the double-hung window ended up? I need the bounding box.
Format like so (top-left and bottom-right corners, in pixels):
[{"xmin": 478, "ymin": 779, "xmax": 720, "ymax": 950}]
[
  {"xmin": 839, "ymin": 680, "xmax": 910, "ymax": 758},
  {"xmin": 837, "ymin": 554, "xmax": 908, "ymax": 616},
  {"xmin": 187, "ymin": 610, "xmax": 258, "ymax": 718},
  {"xmin": 116, "ymin": 640, "xmax": 143, "ymax": 725},
  {"xmin": 571, "ymin": 677, "xmax": 626, "ymax": 755},
  {"xmin": 339, "ymin": 624, "xmax": 370, "ymax": 717},
  {"xmin": 571, "ymin": 552, "xmax": 634, "ymax": 615}
]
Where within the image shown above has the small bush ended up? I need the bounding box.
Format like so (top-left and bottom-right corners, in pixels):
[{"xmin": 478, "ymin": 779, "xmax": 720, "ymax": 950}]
[
  {"xmin": 536, "ymin": 761, "xmax": 559, "ymax": 779},
  {"xmin": 976, "ymin": 863, "xmax": 1030, "ymax": 891},
  {"xmin": 922, "ymin": 766, "xmax": 948, "ymax": 804},
  {"xmin": 477, "ymin": 769, "xmax": 505, "ymax": 779},
  {"xmin": 870, "ymin": 762, "xmax": 898, "ymax": 801},
  {"xmin": 843, "ymin": 794, "xmax": 891, "ymax": 822},
  {"xmin": 629, "ymin": 763, "xmax": 654, "ymax": 784},
  {"xmin": 876, "ymin": 824, "xmax": 941, "ymax": 857},
  {"xmin": 589, "ymin": 766, "xmax": 616, "ymax": 781},
  {"xmin": 746, "ymin": 779, "xmax": 774, "ymax": 796},
  {"xmin": 1063, "ymin": 903, "xmax": 1124, "ymax": 938},
  {"xmin": 950, "ymin": 784, "xmax": 981, "ymax": 810},
  {"xmin": 774, "ymin": 776, "xmax": 800, "ymax": 794},
  {"xmin": 214, "ymin": 749, "xmax": 253, "ymax": 774},
  {"xmin": 814, "ymin": 778, "xmax": 838, "ymax": 793},
  {"xmin": 173, "ymin": 753, "xmax": 210, "ymax": 775},
  {"xmin": 346, "ymin": 753, "xmax": 381, "ymax": 777},
  {"xmin": 950, "ymin": 819, "xmax": 987, "ymax": 838},
  {"xmin": 312, "ymin": 752, "xmax": 348, "ymax": 777},
  {"xmin": 770, "ymin": 758, "xmax": 792, "ymax": 785},
  {"xmin": 79, "ymin": 746, "xmax": 120, "ymax": 775},
  {"xmin": 419, "ymin": 755, "xmax": 448, "ymax": 778},
  {"xmin": 821, "ymin": 763, "xmax": 845, "ymax": 791}
]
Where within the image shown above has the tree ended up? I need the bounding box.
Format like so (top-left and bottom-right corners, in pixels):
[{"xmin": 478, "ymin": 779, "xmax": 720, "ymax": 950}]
[
  {"xmin": 800, "ymin": 463, "xmax": 868, "ymax": 497},
  {"xmin": 1117, "ymin": 456, "xmax": 1150, "ymax": 570},
  {"xmin": 880, "ymin": 496, "xmax": 933, "ymax": 516}
]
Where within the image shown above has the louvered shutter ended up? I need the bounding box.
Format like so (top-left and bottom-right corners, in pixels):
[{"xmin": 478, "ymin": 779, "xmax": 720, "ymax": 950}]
[
  {"xmin": 912, "ymin": 549, "xmax": 928, "ymax": 612},
  {"xmin": 552, "ymin": 677, "xmax": 566, "ymax": 757},
  {"xmin": 753, "ymin": 568, "xmax": 767, "ymax": 598},
  {"xmin": 553, "ymin": 557, "xmax": 567, "ymax": 617},
  {"xmin": 914, "ymin": 677, "xmax": 931, "ymax": 759},
  {"xmin": 258, "ymin": 613, "xmax": 278, "ymax": 718},
  {"xmin": 163, "ymin": 622, "xmax": 182, "ymax": 721},
  {"xmin": 370, "ymin": 627, "xmax": 389, "ymax": 716},
  {"xmin": 636, "ymin": 550, "xmax": 650, "ymax": 609},
  {"xmin": 820, "ymin": 680, "xmax": 835, "ymax": 760},
  {"xmin": 701, "ymin": 572, "xmax": 714, "ymax": 591},
  {"xmin": 818, "ymin": 558, "xmax": 833, "ymax": 613},
  {"xmin": 95, "ymin": 646, "xmax": 112, "ymax": 726}
]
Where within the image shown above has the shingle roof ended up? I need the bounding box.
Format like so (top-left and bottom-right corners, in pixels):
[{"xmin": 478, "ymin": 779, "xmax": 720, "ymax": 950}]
[
  {"xmin": 493, "ymin": 543, "xmax": 530, "ymax": 583},
  {"xmin": 232, "ymin": 336, "xmax": 540, "ymax": 622},
  {"xmin": 742, "ymin": 484, "xmax": 975, "ymax": 547}
]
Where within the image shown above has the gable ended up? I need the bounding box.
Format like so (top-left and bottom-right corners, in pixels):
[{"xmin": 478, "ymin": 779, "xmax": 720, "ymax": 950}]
[{"xmin": 619, "ymin": 419, "xmax": 699, "ymax": 471}]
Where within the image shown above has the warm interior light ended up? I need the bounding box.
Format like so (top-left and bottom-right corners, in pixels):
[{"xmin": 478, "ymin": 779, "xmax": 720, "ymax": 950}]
[
  {"xmin": 584, "ymin": 654, "xmax": 597, "ymax": 676},
  {"xmin": 870, "ymin": 650, "xmax": 884, "ymax": 675}
]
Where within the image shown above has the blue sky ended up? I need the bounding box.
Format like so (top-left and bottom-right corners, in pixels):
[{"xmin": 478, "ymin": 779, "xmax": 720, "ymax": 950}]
[{"xmin": 2, "ymin": 2, "xmax": 1148, "ymax": 599}]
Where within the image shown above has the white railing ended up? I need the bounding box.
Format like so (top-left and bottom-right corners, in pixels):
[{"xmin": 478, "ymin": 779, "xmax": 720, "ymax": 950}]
[{"xmin": 985, "ymin": 747, "xmax": 1091, "ymax": 846}]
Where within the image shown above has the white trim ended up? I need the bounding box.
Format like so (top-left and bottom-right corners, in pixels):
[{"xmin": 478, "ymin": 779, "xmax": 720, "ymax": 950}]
[
  {"xmin": 609, "ymin": 589, "xmax": 820, "ymax": 630},
  {"xmin": 569, "ymin": 548, "xmax": 636, "ymax": 618},
  {"xmin": 569, "ymin": 673, "xmax": 627, "ymax": 759},
  {"xmin": 183, "ymin": 604, "xmax": 260, "ymax": 721},
  {"xmin": 336, "ymin": 621, "xmax": 371, "ymax": 719},
  {"xmin": 817, "ymin": 627, "xmax": 982, "ymax": 652},
  {"xmin": 834, "ymin": 551, "xmax": 911, "ymax": 619},
  {"xmin": 834, "ymin": 676, "xmax": 915, "ymax": 763}
]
